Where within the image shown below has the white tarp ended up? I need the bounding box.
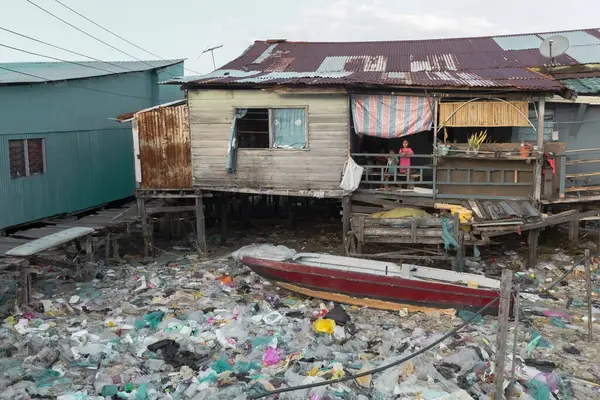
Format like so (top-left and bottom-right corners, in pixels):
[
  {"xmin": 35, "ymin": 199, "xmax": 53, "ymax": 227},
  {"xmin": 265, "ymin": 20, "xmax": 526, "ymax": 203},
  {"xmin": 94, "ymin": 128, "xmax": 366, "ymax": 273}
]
[
  {"xmin": 231, "ymin": 244, "xmax": 297, "ymax": 262},
  {"xmin": 339, "ymin": 157, "xmax": 364, "ymax": 192}
]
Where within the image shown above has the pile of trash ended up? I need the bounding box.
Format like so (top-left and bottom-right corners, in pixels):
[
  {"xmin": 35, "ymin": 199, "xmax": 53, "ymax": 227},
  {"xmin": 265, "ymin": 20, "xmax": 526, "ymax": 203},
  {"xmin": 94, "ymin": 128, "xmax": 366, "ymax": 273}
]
[{"xmin": 0, "ymin": 244, "xmax": 599, "ymax": 399}]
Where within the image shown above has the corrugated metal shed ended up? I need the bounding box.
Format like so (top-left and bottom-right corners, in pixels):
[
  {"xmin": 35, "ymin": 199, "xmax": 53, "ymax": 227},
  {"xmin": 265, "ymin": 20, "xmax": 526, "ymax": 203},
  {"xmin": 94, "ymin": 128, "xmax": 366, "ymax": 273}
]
[
  {"xmin": 0, "ymin": 59, "xmax": 184, "ymax": 84},
  {"xmin": 136, "ymin": 103, "xmax": 192, "ymax": 189},
  {"xmin": 169, "ymin": 28, "xmax": 600, "ymax": 91}
]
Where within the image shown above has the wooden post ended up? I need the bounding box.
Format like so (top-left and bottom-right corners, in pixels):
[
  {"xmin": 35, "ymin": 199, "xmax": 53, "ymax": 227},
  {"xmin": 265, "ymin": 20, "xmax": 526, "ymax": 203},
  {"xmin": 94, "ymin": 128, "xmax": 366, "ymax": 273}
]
[
  {"xmin": 113, "ymin": 240, "xmax": 120, "ymax": 261},
  {"xmin": 342, "ymin": 196, "xmax": 351, "ymax": 247},
  {"xmin": 85, "ymin": 237, "xmax": 93, "ymax": 263},
  {"xmin": 195, "ymin": 194, "xmax": 207, "ymax": 254},
  {"xmin": 456, "ymin": 230, "xmax": 465, "ymax": 272},
  {"xmin": 533, "ymin": 96, "xmax": 545, "ymax": 202},
  {"xmin": 241, "ymin": 194, "xmax": 250, "ymax": 228},
  {"xmin": 528, "ymin": 229, "xmax": 539, "ymax": 268},
  {"xmin": 220, "ymin": 193, "xmax": 228, "ymax": 245},
  {"xmin": 494, "ymin": 269, "xmax": 513, "ymax": 400},
  {"xmin": 286, "ymin": 196, "xmax": 294, "ymax": 230},
  {"xmin": 569, "ymin": 219, "xmax": 579, "ymax": 244},
  {"xmin": 585, "ymin": 249, "xmax": 593, "ymax": 341},
  {"xmin": 104, "ymin": 233, "xmax": 110, "ymax": 265},
  {"xmin": 510, "ymin": 285, "xmax": 521, "ymax": 385},
  {"xmin": 137, "ymin": 197, "xmax": 150, "ymax": 257}
]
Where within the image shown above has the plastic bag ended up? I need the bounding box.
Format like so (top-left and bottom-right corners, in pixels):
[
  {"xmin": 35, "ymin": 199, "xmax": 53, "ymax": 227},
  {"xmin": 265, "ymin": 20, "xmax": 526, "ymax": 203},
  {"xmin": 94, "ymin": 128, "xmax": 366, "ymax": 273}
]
[
  {"xmin": 339, "ymin": 157, "xmax": 364, "ymax": 192},
  {"xmin": 312, "ymin": 318, "xmax": 336, "ymax": 334},
  {"xmin": 232, "ymin": 244, "xmax": 296, "ymax": 262},
  {"xmin": 262, "ymin": 347, "xmax": 281, "ymax": 366}
]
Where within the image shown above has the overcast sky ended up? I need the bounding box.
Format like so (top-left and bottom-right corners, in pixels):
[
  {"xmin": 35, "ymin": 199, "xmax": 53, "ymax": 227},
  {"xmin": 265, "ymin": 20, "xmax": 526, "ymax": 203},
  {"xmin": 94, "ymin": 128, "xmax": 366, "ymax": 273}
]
[{"xmin": 1, "ymin": 0, "xmax": 598, "ymax": 76}]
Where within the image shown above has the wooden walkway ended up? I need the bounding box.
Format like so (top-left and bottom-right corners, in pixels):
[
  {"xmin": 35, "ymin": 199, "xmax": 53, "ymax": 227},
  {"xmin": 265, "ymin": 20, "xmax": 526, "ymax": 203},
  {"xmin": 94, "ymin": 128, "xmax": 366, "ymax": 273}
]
[{"xmin": 0, "ymin": 202, "xmax": 143, "ymax": 258}]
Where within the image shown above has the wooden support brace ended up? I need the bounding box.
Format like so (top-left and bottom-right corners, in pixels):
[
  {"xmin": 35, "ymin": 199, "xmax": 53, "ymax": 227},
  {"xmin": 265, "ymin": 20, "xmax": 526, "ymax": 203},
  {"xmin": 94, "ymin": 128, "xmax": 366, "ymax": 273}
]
[
  {"xmin": 104, "ymin": 233, "xmax": 110, "ymax": 264},
  {"xmin": 137, "ymin": 197, "xmax": 150, "ymax": 257}
]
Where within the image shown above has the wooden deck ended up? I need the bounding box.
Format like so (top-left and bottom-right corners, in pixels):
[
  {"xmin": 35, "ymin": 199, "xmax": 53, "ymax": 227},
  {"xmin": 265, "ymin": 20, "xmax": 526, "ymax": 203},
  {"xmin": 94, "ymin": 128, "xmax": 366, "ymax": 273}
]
[{"xmin": 0, "ymin": 202, "xmax": 144, "ymax": 258}]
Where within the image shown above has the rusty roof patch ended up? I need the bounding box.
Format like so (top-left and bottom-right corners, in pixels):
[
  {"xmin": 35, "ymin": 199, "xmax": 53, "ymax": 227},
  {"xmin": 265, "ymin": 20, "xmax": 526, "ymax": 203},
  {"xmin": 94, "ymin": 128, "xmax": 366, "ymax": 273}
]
[{"xmin": 167, "ymin": 28, "xmax": 600, "ymax": 91}]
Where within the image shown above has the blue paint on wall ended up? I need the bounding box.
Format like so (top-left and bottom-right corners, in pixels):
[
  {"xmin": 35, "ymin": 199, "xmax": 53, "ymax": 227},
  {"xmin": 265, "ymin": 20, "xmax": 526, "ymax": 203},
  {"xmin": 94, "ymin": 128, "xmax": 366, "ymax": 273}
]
[{"xmin": 0, "ymin": 62, "xmax": 184, "ymax": 229}]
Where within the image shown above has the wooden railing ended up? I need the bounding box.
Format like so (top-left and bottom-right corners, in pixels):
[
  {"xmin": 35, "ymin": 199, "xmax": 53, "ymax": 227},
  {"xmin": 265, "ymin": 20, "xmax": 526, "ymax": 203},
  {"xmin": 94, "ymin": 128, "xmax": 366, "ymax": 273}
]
[
  {"xmin": 555, "ymin": 148, "xmax": 600, "ymax": 198},
  {"xmin": 351, "ymin": 153, "xmax": 535, "ymax": 200}
]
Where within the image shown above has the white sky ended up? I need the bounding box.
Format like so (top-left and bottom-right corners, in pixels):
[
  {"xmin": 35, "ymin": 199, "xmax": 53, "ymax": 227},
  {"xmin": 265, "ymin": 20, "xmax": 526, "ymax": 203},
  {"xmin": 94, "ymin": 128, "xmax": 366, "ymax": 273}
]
[{"xmin": 1, "ymin": 0, "xmax": 598, "ymax": 76}]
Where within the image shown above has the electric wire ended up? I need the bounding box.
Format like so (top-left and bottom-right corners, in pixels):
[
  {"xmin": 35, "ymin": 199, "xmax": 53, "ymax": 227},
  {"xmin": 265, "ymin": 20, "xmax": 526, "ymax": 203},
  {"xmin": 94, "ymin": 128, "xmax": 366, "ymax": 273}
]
[
  {"xmin": 249, "ymin": 295, "xmax": 501, "ymax": 399},
  {"xmin": 23, "ymin": 0, "xmax": 176, "ymax": 75},
  {"xmin": 0, "ymin": 65, "xmax": 151, "ymax": 100},
  {"xmin": 0, "ymin": 26, "xmax": 161, "ymax": 75},
  {"xmin": 51, "ymin": 0, "xmax": 202, "ymax": 75},
  {"xmin": 0, "ymin": 42, "xmax": 149, "ymax": 79}
]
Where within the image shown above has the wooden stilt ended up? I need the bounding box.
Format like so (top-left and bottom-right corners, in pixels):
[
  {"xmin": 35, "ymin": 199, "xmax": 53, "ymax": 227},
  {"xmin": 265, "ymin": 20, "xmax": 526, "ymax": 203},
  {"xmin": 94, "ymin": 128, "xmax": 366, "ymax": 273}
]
[
  {"xmin": 569, "ymin": 219, "xmax": 579, "ymax": 244},
  {"xmin": 137, "ymin": 197, "xmax": 150, "ymax": 257},
  {"xmin": 196, "ymin": 194, "xmax": 207, "ymax": 254},
  {"xmin": 494, "ymin": 269, "xmax": 513, "ymax": 400},
  {"xmin": 220, "ymin": 194, "xmax": 228, "ymax": 245},
  {"xmin": 585, "ymin": 249, "xmax": 593, "ymax": 341},
  {"xmin": 104, "ymin": 233, "xmax": 111, "ymax": 264},
  {"xmin": 241, "ymin": 194, "xmax": 250, "ymax": 228},
  {"xmin": 113, "ymin": 240, "xmax": 120, "ymax": 261},
  {"xmin": 456, "ymin": 230, "xmax": 465, "ymax": 272},
  {"xmin": 528, "ymin": 229, "xmax": 539, "ymax": 268},
  {"xmin": 342, "ymin": 196, "xmax": 351, "ymax": 248},
  {"xmin": 85, "ymin": 237, "xmax": 93, "ymax": 263},
  {"xmin": 287, "ymin": 197, "xmax": 295, "ymax": 230},
  {"xmin": 510, "ymin": 285, "xmax": 521, "ymax": 386}
]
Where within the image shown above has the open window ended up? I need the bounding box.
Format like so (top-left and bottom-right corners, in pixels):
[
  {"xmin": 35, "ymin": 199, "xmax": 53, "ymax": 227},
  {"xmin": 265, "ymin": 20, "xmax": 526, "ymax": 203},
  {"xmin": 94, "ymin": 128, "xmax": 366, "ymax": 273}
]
[
  {"xmin": 9, "ymin": 138, "xmax": 46, "ymax": 179},
  {"xmin": 236, "ymin": 108, "xmax": 307, "ymax": 149}
]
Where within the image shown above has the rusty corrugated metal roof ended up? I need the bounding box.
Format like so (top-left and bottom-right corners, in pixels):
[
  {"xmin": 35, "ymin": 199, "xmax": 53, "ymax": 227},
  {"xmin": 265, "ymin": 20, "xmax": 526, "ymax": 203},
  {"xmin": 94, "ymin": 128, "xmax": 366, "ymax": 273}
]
[{"xmin": 170, "ymin": 28, "xmax": 600, "ymax": 91}]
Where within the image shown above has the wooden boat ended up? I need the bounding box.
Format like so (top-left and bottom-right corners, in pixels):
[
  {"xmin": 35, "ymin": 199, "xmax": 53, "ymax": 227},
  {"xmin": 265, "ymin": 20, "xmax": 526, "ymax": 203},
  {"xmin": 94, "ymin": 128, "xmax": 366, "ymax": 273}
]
[{"xmin": 234, "ymin": 245, "xmax": 501, "ymax": 311}]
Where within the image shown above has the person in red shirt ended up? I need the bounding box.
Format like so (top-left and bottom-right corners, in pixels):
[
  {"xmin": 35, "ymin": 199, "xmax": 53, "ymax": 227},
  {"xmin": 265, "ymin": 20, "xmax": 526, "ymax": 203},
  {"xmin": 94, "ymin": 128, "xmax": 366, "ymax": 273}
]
[{"xmin": 398, "ymin": 140, "xmax": 413, "ymax": 175}]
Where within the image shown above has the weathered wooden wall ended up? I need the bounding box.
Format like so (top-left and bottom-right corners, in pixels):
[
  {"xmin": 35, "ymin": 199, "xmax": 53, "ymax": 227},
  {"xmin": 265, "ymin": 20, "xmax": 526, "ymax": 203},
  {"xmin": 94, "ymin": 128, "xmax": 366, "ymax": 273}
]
[
  {"xmin": 137, "ymin": 104, "xmax": 192, "ymax": 189},
  {"xmin": 188, "ymin": 89, "xmax": 349, "ymax": 194}
]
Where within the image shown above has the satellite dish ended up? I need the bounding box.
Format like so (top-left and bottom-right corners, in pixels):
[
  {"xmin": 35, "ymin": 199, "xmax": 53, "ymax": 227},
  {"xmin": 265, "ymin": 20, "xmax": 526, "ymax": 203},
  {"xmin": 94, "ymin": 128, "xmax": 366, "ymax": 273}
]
[{"xmin": 539, "ymin": 35, "xmax": 570, "ymax": 59}]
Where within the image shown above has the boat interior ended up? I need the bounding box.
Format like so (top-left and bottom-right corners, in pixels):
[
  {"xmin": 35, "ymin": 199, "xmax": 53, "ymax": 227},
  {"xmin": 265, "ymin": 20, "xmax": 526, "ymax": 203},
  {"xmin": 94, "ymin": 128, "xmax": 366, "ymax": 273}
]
[{"xmin": 291, "ymin": 253, "xmax": 501, "ymax": 290}]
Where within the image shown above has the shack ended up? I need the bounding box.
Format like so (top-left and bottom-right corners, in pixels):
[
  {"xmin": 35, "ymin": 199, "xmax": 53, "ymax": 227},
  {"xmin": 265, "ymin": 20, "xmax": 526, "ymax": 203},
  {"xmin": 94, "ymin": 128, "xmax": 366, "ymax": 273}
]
[
  {"xmin": 159, "ymin": 29, "xmax": 600, "ymax": 267},
  {"xmin": 0, "ymin": 59, "xmax": 184, "ymax": 232}
]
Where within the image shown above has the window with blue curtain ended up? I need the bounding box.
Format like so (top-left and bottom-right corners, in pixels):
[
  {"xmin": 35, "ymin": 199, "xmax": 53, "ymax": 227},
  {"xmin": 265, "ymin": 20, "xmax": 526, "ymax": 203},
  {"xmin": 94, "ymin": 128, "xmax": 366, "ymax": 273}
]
[{"xmin": 271, "ymin": 108, "xmax": 306, "ymax": 149}]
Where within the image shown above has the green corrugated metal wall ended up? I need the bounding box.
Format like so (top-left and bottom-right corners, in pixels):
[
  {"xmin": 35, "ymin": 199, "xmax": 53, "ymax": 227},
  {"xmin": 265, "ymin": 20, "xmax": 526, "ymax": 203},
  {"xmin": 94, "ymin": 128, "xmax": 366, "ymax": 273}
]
[{"xmin": 0, "ymin": 62, "xmax": 184, "ymax": 229}]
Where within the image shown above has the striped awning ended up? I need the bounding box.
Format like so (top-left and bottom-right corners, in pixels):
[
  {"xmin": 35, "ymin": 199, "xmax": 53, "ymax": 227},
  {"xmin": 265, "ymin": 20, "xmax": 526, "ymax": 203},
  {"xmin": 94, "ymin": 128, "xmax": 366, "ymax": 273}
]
[{"xmin": 351, "ymin": 95, "xmax": 433, "ymax": 138}]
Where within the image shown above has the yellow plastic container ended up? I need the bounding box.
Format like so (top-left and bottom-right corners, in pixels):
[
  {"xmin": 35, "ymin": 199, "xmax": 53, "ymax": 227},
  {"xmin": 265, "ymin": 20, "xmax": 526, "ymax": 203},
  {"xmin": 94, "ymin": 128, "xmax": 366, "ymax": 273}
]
[{"xmin": 434, "ymin": 203, "xmax": 473, "ymax": 224}]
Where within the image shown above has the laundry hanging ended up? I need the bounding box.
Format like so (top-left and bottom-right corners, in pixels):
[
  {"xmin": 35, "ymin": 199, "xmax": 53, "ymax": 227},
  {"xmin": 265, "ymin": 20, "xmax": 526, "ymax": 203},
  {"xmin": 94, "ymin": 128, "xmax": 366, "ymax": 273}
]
[
  {"xmin": 226, "ymin": 109, "xmax": 248, "ymax": 174},
  {"xmin": 351, "ymin": 95, "xmax": 433, "ymax": 138}
]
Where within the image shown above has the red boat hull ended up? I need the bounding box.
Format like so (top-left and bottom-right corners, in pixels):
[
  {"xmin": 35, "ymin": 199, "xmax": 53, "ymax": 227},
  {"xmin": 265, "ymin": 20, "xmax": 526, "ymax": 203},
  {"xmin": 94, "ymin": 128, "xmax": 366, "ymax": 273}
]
[{"xmin": 242, "ymin": 257, "xmax": 501, "ymax": 311}]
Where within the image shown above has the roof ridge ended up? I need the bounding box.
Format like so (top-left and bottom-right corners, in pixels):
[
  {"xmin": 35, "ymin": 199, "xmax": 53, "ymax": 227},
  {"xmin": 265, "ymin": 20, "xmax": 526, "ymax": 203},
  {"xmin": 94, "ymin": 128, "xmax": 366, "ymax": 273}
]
[{"xmin": 255, "ymin": 28, "xmax": 600, "ymax": 45}]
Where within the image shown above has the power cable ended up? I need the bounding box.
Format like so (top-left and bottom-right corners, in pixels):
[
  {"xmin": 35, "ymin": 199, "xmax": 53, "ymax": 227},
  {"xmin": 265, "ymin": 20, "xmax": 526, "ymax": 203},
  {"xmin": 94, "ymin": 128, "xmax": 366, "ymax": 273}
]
[
  {"xmin": 23, "ymin": 0, "xmax": 176, "ymax": 75},
  {"xmin": 51, "ymin": 0, "xmax": 202, "ymax": 75},
  {"xmin": 0, "ymin": 42, "xmax": 149, "ymax": 78},
  {"xmin": 0, "ymin": 65, "xmax": 151, "ymax": 100},
  {"xmin": 249, "ymin": 295, "xmax": 501, "ymax": 399},
  {"xmin": 0, "ymin": 26, "xmax": 159, "ymax": 75}
]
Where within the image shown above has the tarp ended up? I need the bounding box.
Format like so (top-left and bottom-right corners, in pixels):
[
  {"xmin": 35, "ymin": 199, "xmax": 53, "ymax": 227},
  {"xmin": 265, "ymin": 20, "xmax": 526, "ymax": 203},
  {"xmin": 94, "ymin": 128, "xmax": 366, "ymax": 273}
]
[{"xmin": 351, "ymin": 95, "xmax": 433, "ymax": 138}]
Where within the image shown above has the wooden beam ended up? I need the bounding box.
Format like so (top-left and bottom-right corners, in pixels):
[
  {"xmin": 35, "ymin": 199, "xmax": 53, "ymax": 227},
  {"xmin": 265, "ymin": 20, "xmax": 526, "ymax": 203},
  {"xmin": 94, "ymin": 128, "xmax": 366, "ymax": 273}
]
[{"xmin": 528, "ymin": 229, "xmax": 539, "ymax": 268}]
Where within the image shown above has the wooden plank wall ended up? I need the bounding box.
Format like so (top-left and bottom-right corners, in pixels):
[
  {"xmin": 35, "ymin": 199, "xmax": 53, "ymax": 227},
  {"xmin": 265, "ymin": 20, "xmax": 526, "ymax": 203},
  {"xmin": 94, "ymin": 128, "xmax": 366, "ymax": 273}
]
[{"xmin": 188, "ymin": 89, "xmax": 349, "ymax": 191}]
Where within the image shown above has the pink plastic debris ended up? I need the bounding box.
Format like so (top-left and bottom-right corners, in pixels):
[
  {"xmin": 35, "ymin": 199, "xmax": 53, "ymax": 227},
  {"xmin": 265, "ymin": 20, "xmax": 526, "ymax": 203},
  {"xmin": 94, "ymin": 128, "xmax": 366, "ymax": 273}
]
[{"xmin": 262, "ymin": 347, "xmax": 281, "ymax": 366}]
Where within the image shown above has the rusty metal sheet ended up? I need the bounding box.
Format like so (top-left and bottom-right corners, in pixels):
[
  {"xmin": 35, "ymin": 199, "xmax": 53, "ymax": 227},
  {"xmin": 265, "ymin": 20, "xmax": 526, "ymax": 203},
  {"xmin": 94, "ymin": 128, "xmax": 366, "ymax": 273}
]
[{"xmin": 137, "ymin": 104, "xmax": 192, "ymax": 189}]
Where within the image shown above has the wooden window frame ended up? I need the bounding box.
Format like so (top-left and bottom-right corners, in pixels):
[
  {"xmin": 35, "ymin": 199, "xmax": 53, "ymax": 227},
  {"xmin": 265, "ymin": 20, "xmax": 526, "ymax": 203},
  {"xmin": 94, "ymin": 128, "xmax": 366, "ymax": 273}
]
[
  {"xmin": 9, "ymin": 138, "xmax": 46, "ymax": 179},
  {"xmin": 236, "ymin": 106, "xmax": 310, "ymax": 151}
]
